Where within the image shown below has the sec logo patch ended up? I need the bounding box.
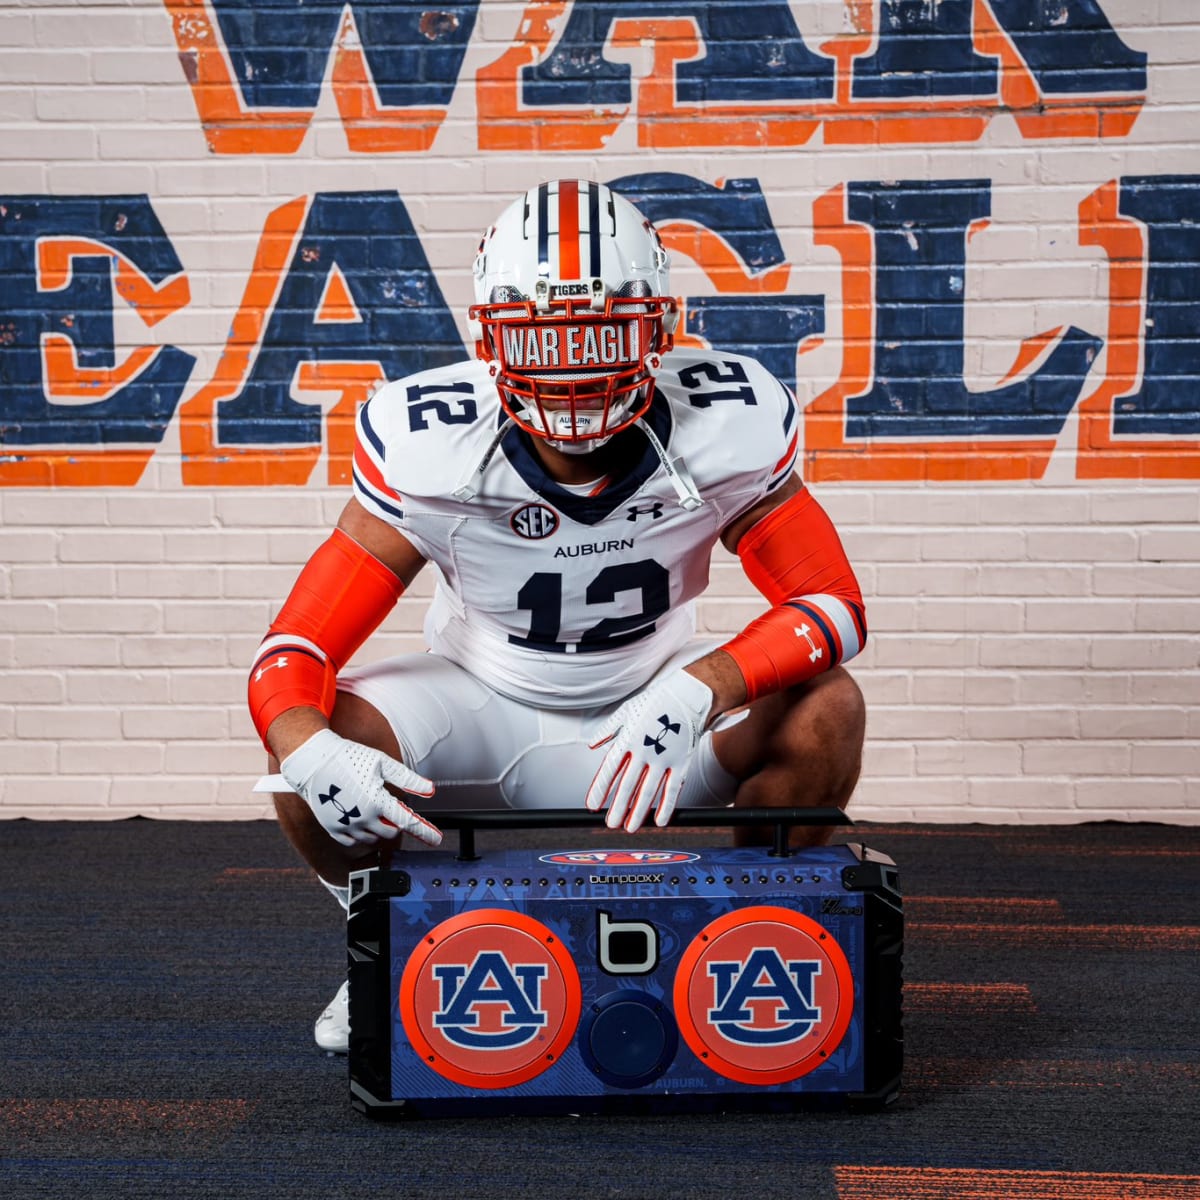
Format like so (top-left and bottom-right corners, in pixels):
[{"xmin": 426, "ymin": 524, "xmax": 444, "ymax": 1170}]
[
  {"xmin": 510, "ymin": 503, "xmax": 559, "ymax": 539},
  {"xmin": 673, "ymin": 905, "xmax": 854, "ymax": 1086},
  {"xmin": 399, "ymin": 909, "xmax": 581, "ymax": 1090}
]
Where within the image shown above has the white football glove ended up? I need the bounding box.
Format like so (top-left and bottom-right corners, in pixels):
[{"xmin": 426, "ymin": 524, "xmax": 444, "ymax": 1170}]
[
  {"xmin": 279, "ymin": 728, "xmax": 442, "ymax": 849},
  {"xmin": 586, "ymin": 668, "xmax": 714, "ymax": 833}
]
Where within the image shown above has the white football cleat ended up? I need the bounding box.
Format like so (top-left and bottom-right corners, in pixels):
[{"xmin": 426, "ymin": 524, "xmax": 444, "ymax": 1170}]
[{"xmin": 314, "ymin": 980, "xmax": 349, "ymax": 1055}]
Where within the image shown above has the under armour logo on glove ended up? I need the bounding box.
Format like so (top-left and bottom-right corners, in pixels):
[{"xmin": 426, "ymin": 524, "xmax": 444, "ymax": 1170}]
[
  {"xmin": 587, "ymin": 669, "xmax": 714, "ymax": 832},
  {"xmin": 280, "ymin": 729, "xmax": 442, "ymax": 849},
  {"xmin": 643, "ymin": 714, "xmax": 681, "ymax": 755},
  {"xmin": 318, "ymin": 783, "xmax": 361, "ymax": 827}
]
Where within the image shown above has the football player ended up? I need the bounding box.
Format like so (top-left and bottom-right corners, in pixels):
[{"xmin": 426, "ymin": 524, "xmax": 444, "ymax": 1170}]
[{"xmin": 248, "ymin": 180, "xmax": 868, "ymax": 1054}]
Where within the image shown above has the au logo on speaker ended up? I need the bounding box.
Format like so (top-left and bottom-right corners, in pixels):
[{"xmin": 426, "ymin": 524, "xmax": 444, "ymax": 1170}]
[
  {"xmin": 673, "ymin": 905, "xmax": 854, "ymax": 1086},
  {"xmin": 399, "ymin": 909, "xmax": 582, "ymax": 1090}
]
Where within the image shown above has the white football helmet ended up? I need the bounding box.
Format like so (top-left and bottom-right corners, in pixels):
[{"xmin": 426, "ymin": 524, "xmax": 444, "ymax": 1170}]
[{"xmin": 469, "ymin": 180, "xmax": 678, "ymax": 452}]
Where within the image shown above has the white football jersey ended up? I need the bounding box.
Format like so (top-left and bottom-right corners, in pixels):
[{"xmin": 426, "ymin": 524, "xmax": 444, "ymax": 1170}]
[{"xmin": 351, "ymin": 348, "xmax": 799, "ymax": 708}]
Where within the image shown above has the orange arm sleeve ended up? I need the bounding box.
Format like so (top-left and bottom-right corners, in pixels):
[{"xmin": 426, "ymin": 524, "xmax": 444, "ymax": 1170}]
[
  {"xmin": 720, "ymin": 487, "xmax": 867, "ymax": 703},
  {"xmin": 247, "ymin": 528, "xmax": 405, "ymax": 746}
]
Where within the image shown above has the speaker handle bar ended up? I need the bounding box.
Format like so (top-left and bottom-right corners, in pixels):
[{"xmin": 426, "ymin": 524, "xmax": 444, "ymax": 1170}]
[{"xmin": 427, "ymin": 806, "xmax": 851, "ymax": 862}]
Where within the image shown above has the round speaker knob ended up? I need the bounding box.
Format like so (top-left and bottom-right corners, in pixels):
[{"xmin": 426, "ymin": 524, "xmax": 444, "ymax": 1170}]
[{"xmin": 579, "ymin": 990, "xmax": 678, "ymax": 1089}]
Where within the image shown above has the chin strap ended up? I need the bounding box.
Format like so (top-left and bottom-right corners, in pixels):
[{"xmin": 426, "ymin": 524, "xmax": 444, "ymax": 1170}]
[
  {"xmin": 634, "ymin": 416, "xmax": 703, "ymax": 510},
  {"xmin": 452, "ymin": 416, "xmax": 516, "ymax": 501}
]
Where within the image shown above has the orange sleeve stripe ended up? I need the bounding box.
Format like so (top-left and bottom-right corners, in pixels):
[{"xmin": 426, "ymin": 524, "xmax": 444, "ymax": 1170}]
[
  {"xmin": 770, "ymin": 431, "xmax": 799, "ymax": 477},
  {"xmin": 353, "ymin": 439, "xmax": 401, "ymax": 500}
]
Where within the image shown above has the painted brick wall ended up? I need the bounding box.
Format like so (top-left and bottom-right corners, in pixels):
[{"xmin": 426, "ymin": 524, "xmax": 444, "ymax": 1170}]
[{"xmin": 1, "ymin": 1, "xmax": 1198, "ymax": 824}]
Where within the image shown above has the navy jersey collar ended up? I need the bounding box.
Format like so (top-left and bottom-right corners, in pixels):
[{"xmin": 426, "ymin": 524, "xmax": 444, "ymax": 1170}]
[{"xmin": 500, "ymin": 389, "xmax": 674, "ymax": 526}]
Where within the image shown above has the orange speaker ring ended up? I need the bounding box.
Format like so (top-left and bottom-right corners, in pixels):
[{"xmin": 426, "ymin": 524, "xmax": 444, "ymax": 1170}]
[
  {"xmin": 399, "ymin": 908, "xmax": 582, "ymax": 1090},
  {"xmin": 673, "ymin": 904, "xmax": 855, "ymax": 1086}
]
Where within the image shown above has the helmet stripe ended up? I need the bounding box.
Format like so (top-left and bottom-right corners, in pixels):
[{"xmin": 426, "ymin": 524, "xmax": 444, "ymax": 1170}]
[
  {"xmin": 587, "ymin": 180, "xmax": 601, "ymax": 278},
  {"xmin": 536, "ymin": 182, "xmax": 550, "ymax": 276},
  {"xmin": 559, "ymin": 179, "xmax": 580, "ymax": 279}
]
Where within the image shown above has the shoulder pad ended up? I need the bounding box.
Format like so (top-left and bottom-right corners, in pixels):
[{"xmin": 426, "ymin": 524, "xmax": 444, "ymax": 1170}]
[
  {"xmin": 358, "ymin": 361, "xmax": 502, "ymax": 499},
  {"xmin": 656, "ymin": 348, "xmax": 797, "ymax": 476}
]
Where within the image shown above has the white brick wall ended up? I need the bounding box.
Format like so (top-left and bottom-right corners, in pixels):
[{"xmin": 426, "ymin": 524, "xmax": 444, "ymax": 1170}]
[{"xmin": 1, "ymin": 1, "xmax": 1198, "ymax": 824}]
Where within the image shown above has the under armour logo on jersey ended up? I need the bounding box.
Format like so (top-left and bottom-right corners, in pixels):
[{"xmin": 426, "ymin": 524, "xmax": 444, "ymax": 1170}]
[
  {"xmin": 644, "ymin": 714, "xmax": 681, "ymax": 755},
  {"xmin": 627, "ymin": 501, "xmax": 664, "ymax": 522},
  {"xmin": 254, "ymin": 655, "xmax": 288, "ymax": 682},
  {"xmin": 318, "ymin": 783, "xmax": 361, "ymax": 827},
  {"xmin": 795, "ymin": 624, "xmax": 823, "ymax": 664}
]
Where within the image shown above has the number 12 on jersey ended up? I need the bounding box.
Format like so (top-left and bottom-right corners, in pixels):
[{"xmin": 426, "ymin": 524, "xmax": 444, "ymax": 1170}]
[{"xmin": 509, "ymin": 560, "xmax": 670, "ymax": 653}]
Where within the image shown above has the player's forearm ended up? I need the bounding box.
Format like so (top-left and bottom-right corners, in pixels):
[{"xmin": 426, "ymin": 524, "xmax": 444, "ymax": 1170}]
[
  {"xmin": 266, "ymin": 706, "xmax": 330, "ymax": 765},
  {"xmin": 682, "ymin": 649, "xmax": 748, "ymax": 725}
]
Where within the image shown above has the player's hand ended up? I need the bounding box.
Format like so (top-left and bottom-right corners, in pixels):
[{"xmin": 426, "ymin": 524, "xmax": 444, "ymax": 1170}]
[
  {"xmin": 586, "ymin": 669, "xmax": 714, "ymax": 833},
  {"xmin": 279, "ymin": 728, "xmax": 442, "ymax": 848}
]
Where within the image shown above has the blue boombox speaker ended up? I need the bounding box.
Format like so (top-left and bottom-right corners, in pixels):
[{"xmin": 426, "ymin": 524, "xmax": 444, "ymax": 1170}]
[{"xmin": 346, "ymin": 808, "xmax": 902, "ymax": 1118}]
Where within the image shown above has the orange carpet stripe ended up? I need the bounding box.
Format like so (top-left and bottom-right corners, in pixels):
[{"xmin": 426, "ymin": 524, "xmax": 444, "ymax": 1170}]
[
  {"xmin": 911, "ymin": 1056, "xmax": 1200, "ymax": 1091},
  {"xmin": 906, "ymin": 897, "xmax": 1064, "ymax": 920},
  {"xmin": 910, "ymin": 922, "xmax": 1200, "ymax": 950},
  {"xmin": 1001, "ymin": 843, "xmax": 1200, "ymax": 858},
  {"xmin": 0, "ymin": 1099, "xmax": 253, "ymax": 1134},
  {"xmin": 906, "ymin": 982, "xmax": 1036, "ymax": 1013},
  {"xmin": 851, "ymin": 827, "xmax": 1200, "ymax": 853},
  {"xmin": 217, "ymin": 867, "xmax": 310, "ymax": 881},
  {"xmin": 1098, "ymin": 849, "xmax": 1200, "ymax": 857},
  {"xmin": 835, "ymin": 1167, "xmax": 1200, "ymax": 1200},
  {"xmin": 851, "ymin": 826, "xmax": 1018, "ymax": 839}
]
